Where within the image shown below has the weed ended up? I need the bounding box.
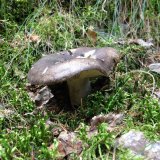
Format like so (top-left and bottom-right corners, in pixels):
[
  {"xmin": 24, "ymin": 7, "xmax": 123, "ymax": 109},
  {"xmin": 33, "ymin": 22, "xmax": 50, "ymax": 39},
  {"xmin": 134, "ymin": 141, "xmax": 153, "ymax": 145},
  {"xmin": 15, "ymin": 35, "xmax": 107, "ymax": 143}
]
[{"xmin": 79, "ymin": 123, "xmax": 116, "ymax": 159}]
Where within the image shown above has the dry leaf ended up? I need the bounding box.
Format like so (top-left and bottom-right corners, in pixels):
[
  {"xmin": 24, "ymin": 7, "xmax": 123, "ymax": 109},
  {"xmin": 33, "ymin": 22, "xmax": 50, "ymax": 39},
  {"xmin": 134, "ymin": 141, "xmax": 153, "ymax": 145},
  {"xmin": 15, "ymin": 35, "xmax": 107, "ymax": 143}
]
[
  {"xmin": 0, "ymin": 108, "xmax": 14, "ymax": 118},
  {"xmin": 117, "ymin": 38, "xmax": 154, "ymax": 48},
  {"xmin": 49, "ymin": 142, "xmax": 65, "ymax": 160},
  {"xmin": 25, "ymin": 33, "xmax": 41, "ymax": 43},
  {"xmin": 90, "ymin": 113, "xmax": 124, "ymax": 128},
  {"xmin": 128, "ymin": 39, "xmax": 154, "ymax": 48},
  {"xmin": 0, "ymin": 103, "xmax": 14, "ymax": 118},
  {"xmin": 10, "ymin": 39, "xmax": 24, "ymax": 48},
  {"xmin": 52, "ymin": 127, "xmax": 63, "ymax": 136},
  {"xmin": 29, "ymin": 34, "xmax": 40, "ymax": 43},
  {"xmin": 58, "ymin": 131, "xmax": 83, "ymax": 155},
  {"xmin": 49, "ymin": 131, "xmax": 83, "ymax": 159},
  {"xmin": 45, "ymin": 119, "xmax": 66, "ymax": 136},
  {"xmin": 86, "ymin": 26, "xmax": 97, "ymax": 44},
  {"xmin": 26, "ymin": 84, "xmax": 53, "ymax": 107},
  {"xmin": 48, "ymin": 113, "xmax": 124, "ymax": 159},
  {"xmin": 87, "ymin": 127, "xmax": 98, "ymax": 139}
]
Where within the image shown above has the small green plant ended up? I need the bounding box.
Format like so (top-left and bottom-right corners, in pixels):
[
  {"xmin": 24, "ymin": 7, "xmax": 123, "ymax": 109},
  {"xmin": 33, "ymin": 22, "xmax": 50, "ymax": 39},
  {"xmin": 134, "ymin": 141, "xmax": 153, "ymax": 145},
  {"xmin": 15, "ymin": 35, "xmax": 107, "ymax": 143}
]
[
  {"xmin": 82, "ymin": 91, "xmax": 106, "ymax": 117},
  {"xmin": 79, "ymin": 123, "xmax": 116, "ymax": 159},
  {"xmin": 118, "ymin": 149, "xmax": 145, "ymax": 160}
]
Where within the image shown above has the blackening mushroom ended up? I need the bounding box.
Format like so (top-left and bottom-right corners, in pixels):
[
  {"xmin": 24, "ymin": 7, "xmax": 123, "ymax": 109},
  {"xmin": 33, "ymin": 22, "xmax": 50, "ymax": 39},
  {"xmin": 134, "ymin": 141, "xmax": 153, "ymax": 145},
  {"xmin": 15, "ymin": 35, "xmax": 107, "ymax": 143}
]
[{"xmin": 28, "ymin": 47, "xmax": 119, "ymax": 106}]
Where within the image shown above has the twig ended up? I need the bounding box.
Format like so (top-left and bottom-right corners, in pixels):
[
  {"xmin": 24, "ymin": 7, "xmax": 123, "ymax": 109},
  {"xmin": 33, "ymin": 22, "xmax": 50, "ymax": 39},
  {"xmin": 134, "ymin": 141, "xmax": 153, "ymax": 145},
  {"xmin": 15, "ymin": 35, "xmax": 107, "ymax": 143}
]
[
  {"xmin": 102, "ymin": 0, "xmax": 107, "ymax": 14},
  {"xmin": 112, "ymin": 143, "xmax": 117, "ymax": 160}
]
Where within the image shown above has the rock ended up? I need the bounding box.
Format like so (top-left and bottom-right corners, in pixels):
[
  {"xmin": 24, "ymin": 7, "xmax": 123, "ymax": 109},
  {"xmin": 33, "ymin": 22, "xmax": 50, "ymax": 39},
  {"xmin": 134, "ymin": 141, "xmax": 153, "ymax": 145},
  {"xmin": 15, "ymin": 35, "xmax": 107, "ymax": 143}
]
[
  {"xmin": 118, "ymin": 130, "xmax": 160, "ymax": 160},
  {"xmin": 118, "ymin": 130, "xmax": 148, "ymax": 155},
  {"xmin": 144, "ymin": 141, "xmax": 160, "ymax": 160},
  {"xmin": 149, "ymin": 63, "xmax": 160, "ymax": 74}
]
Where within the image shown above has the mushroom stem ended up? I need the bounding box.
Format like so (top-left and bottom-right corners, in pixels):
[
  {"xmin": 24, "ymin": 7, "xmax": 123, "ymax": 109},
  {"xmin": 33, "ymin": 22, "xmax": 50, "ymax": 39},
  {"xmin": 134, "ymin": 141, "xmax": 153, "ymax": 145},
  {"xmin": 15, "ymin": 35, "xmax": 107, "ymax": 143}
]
[{"xmin": 67, "ymin": 78, "xmax": 91, "ymax": 106}]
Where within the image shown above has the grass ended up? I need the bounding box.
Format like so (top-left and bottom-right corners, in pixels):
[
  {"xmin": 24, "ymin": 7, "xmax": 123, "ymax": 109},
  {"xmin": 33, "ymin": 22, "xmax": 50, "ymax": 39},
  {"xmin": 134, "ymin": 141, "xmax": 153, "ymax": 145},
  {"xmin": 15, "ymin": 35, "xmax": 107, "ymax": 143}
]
[{"xmin": 0, "ymin": 0, "xmax": 160, "ymax": 159}]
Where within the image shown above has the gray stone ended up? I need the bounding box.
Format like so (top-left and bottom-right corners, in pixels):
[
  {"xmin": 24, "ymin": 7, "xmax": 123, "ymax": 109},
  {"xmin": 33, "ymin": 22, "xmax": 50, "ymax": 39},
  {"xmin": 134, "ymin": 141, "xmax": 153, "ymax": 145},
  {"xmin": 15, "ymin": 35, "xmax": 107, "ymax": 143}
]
[
  {"xmin": 149, "ymin": 63, "xmax": 160, "ymax": 74},
  {"xmin": 144, "ymin": 141, "xmax": 160, "ymax": 160},
  {"xmin": 118, "ymin": 130, "xmax": 148, "ymax": 155}
]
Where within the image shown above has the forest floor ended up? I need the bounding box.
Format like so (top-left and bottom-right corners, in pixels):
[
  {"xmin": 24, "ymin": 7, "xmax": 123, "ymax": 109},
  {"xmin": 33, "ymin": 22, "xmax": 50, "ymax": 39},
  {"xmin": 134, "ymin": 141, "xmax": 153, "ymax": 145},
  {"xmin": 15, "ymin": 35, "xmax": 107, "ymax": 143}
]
[{"xmin": 0, "ymin": 1, "xmax": 160, "ymax": 159}]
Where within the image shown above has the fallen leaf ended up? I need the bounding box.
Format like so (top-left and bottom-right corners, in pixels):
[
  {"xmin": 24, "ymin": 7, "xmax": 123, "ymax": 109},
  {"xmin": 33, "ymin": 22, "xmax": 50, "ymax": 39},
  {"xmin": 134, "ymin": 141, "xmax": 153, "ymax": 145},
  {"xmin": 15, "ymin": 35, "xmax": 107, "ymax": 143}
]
[
  {"xmin": 90, "ymin": 113, "xmax": 124, "ymax": 128},
  {"xmin": 0, "ymin": 103, "xmax": 14, "ymax": 118},
  {"xmin": 49, "ymin": 131, "xmax": 83, "ymax": 159},
  {"xmin": 48, "ymin": 113, "xmax": 124, "ymax": 159},
  {"xmin": 128, "ymin": 38, "xmax": 154, "ymax": 48},
  {"xmin": 86, "ymin": 26, "xmax": 97, "ymax": 44},
  {"xmin": 10, "ymin": 39, "xmax": 24, "ymax": 48},
  {"xmin": 49, "ymin": 142, "xmax": 64, "ymax": 160},
  {"xmin": 58, "ymin": 131, "xmax": 83, "ymax": 155},
  {"xmin": 52, "ymin": 127, "xmax": 63, "ymax": 136},
  {"xmin": 116, "ymin": 38, "xmax": 154, "ymax": 48},
  {"xmin": 45, "ymin": 119, "xmax": 67, "ymax": 136},
  {"xmin": 87, "ymin": 127, "xmax": 98, "ymax": 139},
  {"xmin": 26, "ymin": 84, "xmax": 54, "ymax": 107},
  {"xmin": 25, "ymin": 33, "xmax": 41, "ymax": 43}
]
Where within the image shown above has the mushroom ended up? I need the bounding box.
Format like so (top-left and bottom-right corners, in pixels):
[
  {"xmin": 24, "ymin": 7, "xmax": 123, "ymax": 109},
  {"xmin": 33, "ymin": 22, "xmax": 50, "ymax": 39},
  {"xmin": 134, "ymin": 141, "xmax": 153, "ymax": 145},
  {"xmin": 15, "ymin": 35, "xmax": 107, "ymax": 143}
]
[{"xmin": 28, "ymin": 47, "xmax": 119, "ymax": 106}]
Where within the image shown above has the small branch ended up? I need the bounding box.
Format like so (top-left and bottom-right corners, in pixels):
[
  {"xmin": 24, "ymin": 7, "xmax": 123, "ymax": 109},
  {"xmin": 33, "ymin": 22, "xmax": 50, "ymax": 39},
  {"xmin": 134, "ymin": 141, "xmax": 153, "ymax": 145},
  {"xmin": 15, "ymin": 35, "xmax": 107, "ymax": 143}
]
[
  {"xmin": 102, "ymin": 0, "xmax": 107, "ymax": 14},
  {"xmin": 112, "ymin": 143, "xmax": 117, "ymax": 160}
]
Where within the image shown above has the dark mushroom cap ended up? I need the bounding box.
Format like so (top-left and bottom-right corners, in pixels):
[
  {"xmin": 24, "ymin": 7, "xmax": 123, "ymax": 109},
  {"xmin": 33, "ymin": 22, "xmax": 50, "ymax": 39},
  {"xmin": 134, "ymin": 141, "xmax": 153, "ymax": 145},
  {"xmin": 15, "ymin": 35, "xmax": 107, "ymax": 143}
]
[{"xmin": 28, "ymin": 47, "xmax": 119, "ymax": 85}]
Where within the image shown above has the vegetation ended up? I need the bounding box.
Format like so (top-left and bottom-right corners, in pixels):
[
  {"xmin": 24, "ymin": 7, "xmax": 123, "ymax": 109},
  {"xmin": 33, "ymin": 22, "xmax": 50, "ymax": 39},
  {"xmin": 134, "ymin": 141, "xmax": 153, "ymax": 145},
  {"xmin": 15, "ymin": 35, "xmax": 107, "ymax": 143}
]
[{"xmin": 0, "ymin": 0, "xmax": 160, "ymax": 159}]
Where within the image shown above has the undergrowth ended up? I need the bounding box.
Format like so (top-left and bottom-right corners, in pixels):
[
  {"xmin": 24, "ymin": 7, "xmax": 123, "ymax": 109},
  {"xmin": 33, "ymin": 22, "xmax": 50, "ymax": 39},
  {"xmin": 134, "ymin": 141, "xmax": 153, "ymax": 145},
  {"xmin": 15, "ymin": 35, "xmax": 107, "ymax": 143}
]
[{"xmin": 0, "ymin": 0, "xmax": 160, "ymax": 159}]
